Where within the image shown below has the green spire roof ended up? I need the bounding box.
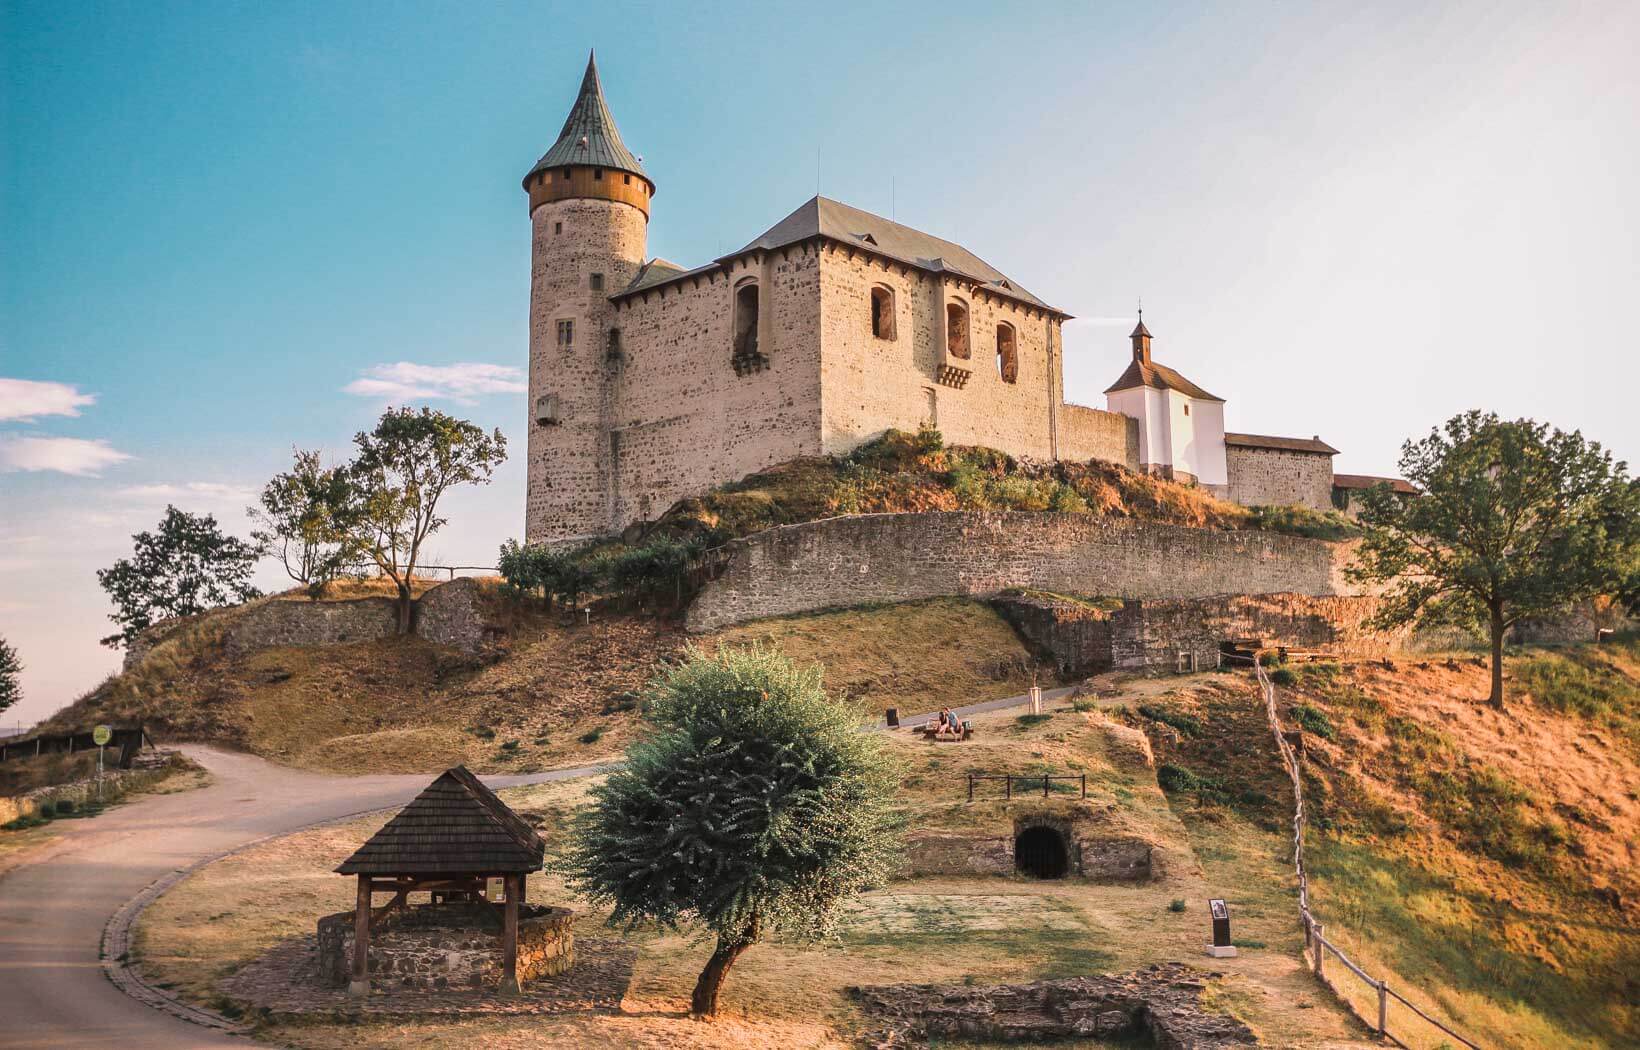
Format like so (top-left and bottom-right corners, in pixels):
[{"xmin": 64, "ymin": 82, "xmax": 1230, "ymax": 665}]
[{"xmin": 525, "ymin": 51, "xmax": 648, "ymax": 186}]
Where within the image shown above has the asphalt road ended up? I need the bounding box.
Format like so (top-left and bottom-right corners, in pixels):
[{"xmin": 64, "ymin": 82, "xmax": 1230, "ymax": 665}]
[
  {"xmin": 0, "ymin": 689, "xmax": 1043, "ymax": 1048},
  {"xmin": 0, "ymin": 746, "xmax": 612, "ymax": 1049}
]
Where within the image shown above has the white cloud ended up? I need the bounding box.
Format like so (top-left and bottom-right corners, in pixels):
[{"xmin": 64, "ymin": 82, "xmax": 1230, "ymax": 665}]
[
  {"xmin": 116, "ymin": 481, "xmax": 256, "ymax": 503},
  {"xmin": 343, "ymin": 362, "xmax": 526, "ymax": 404},
  {"xmin": 0, "ymin": 379, "xmax": 98, "ymax": 422},
  {"xmin": 0, "ymin": 435, "xmax": 132, "ymax": 476}
]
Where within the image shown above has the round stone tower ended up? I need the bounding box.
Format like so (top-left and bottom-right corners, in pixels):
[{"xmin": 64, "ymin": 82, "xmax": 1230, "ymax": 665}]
[{"xmin": 523, "ymin": 51, "xmax": 653, "ymax": 546}]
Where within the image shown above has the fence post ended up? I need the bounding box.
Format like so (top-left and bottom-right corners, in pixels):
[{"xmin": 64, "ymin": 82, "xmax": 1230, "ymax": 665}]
[
  {"xmin": 1080, "ymin": 774, "xmax": 1086, "ymax": 799},
  {"xmin": 1312, "ymin": 923, "xmax": 1325, "ymax": 976},
  {"xmin": 967, "ymin": 774, "xmax": 973, "ymax": 803},
  {"xmin": 1043, "ymin": 775, "xmax": 1050, "ymax": 798},
  {"xmin": 1377, "ymin": 980, "xmax": 1388, "ymax": 1036},
  {"xmin": 1005, "ymin": 775, "xmax": 1011, "ymax": 801}
]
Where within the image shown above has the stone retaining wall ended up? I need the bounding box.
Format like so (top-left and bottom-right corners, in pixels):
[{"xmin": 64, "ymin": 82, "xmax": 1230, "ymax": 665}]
[
  {"xmin": 0, "ymin": 758, "xmax": 179, "ymax": 825},
  {"xmin": 688, "ymin": 512, "xmax": 1355, "ymax": 632},
  {"xmin": 991, "ymin": 595, "xmax": 1114, "ymax": 676},
  {"xmin": 901, "ymin": 806, "xmax": 1154, "ymax": 881},
  {"xmin": 1109, "ymin": 592, "xmax": 1404, "ymax": 671},
  {"xmin": 317, "ymin": 902, "xmax": 574, "ymax": 992}
]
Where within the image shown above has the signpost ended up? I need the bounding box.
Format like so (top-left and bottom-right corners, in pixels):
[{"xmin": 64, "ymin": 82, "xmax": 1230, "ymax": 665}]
[
  {"xmin": 1207, "ymin": 898, "xmax": 1237, "ymax": 958},
  {"xmin": 93, "ymin": 724, "xmax": 112, "ymax": 802}
]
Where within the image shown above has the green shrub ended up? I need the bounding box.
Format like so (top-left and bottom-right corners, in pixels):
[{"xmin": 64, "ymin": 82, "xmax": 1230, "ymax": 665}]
[
  {"xmin": 1245, "ymin": 504, "xmax": 1361, "ymax": 541},
  {"xmin": 499, "ymin": 739, "xmax": 520, "ymax": 751},
  {"xmin": 1269, "ymin": 667, "xmax": 1297, "ymax": 687},
  {"xmin": 1168, "ymin": 899, "xmax": 1187, "ymax": 913},
  {"xmin": 470, "ymin": 725, "xmax": 497, "ymax": 740},
  {"xmin": 1291, "ymin": 704, "xmax": 1337, "ymax": 740},
  {"xmin": 579, "ymin": 727, "xmax": 606, "ymax": 745},
  {"xmin": 1138, "ymin": 703, "xmax": 1201, "ymax": 737},
  {"xmin": 1070, "ymin": 697, "xmax": 1099, "ymax": 713},
  {"xmin": 1016, "ymin": 713, "xmax": 1053, "ymax": 727},
  {"xmin": 602, "ymin": 691, "xmax": 643, "ymax": 715}
]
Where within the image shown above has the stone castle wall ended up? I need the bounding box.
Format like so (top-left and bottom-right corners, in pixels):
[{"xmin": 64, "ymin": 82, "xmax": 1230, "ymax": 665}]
[
  {"xmin": 1108, "ymin": 593, "xmax": 1404, "ymax": 671},
  {"xmin": 1226, "ymin": 445, "xmax": 1334, "ymax": 512},
  {"xmin": 1059, "ymin": 403, "xmax": 1140, "ymax": 469},
  {"xmin": 687, "ymin": 512, "xmax": 1355, "ymax": 631}
]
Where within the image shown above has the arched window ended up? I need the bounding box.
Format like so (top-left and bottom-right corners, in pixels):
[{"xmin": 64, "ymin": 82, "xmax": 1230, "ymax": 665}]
[
  {"xmin": 946, "ymin": 301, "xmax": 970, "ymax": 360},
  {"xmin": 732, "ymin": 281, "xmax": 762, "ymax": 371},
  {"xmin": 996, "ymin": 322, "xmax": 1018, "ymax": 383},
  {"xmin": 870, "ymin": 286, "xmax": 896, "ymax": 340}
]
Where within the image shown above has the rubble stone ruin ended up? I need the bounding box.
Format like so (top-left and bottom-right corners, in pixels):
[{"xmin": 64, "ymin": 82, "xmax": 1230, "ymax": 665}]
[{"xmin": 323, "ymin": 766, "xmax": 572, "ymax": 995}]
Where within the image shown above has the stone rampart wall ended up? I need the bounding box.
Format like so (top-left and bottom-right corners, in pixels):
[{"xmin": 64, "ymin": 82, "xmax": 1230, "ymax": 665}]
[
  {"xmin": 1059, "ymin": 403, "xmax": 1140, "ymax": 469},
  {"xmin": 222, "ymin": 597, "xmax": 400, "ymax": 656},
  {"xmin": 1108, "ymin": 593, "xmax": 1404, "ymax": 671},
  {"xmin": 687, "ymin": 512, "xmax": 1354, "ymax": 632},
  {"xmin": 1226, "ymin": 445, "xmax": 1335, "ymax": 511}
]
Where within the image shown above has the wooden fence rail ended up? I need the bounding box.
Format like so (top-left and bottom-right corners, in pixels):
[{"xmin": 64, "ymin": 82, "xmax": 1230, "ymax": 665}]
[
  {"xmin": 965, "ymin": 773, "xmax": 1086, "ymax": 802},
  {"xmin": 1236, "ymin": 650, "xmax": 1484, "ymax": 1049}
]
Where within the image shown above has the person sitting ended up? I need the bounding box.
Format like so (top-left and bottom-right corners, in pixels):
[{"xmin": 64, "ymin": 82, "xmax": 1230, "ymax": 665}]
[{"xmin": 937, "ymin": 708, "xmax": 961, "ymax": 738}]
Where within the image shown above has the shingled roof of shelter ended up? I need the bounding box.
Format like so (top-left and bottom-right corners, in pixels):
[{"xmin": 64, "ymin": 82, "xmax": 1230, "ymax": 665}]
[
  {"xmin": 525, "ymin": 51, "xmax": 649, "ymax": 187},
  {"xmin": 1103, "ymin": 358, "xmax": 1224, "ymax": 402},
  {"xmin": 1225, "ymin": 432, "xmax": 1340, "ymax": 455},
  {"xmin": 336, "ymin": 766, "xmax": 545, "ymax": 876},
  {"xmin": 724, "ymin": 196, "xmax": 1061, "ymax": 314}
]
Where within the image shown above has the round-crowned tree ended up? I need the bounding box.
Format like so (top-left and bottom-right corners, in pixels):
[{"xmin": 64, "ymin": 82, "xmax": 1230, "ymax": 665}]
[{"xmin": 561, "ymin": 646, "xmax": 901, "ymax": 1017}]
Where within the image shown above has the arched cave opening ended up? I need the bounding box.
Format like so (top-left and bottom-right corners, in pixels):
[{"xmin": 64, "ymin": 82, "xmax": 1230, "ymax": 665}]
[{"xmin": 1014, "ymin": 825, "xmax": 1069, "ymax": 879}]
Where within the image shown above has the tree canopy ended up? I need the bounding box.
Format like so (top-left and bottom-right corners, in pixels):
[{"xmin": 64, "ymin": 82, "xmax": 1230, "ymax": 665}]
[
  {"xmin": 0, "ymin": 635, "xmax": 21, "ymax": 716},
  {"xmin": 1350, "ymin": 411, "xmax": 1639, "ymax": 705},
  {"xmin": 96, "ymin": 506, "xmax": 263, "ymax": 648},
  {"xmin": 343, "ymin": 407, "xmax": 506, "ymax": 630},
  {"xmin": 561, "ymin": 646, "xmax": 901, "ymax": 1016},
  {"xmin": 249, "ymin": 448, "xmax": 364, "ymax": 596}
]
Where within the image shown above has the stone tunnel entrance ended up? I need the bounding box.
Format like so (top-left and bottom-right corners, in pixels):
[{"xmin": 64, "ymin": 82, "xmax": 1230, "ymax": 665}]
[{"xmin": 1014, "ymin": 824, "xmax": 1070, "ymax": 879}]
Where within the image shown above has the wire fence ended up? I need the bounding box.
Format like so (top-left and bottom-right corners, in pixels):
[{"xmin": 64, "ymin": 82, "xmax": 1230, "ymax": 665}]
[
  {"xmin": 1237, "ymin": 650, "xmax": 1484, "ymax": 1050},
  {"xmin": 410, "ymin": 564, "xmax": 499, "ymax": 581}
]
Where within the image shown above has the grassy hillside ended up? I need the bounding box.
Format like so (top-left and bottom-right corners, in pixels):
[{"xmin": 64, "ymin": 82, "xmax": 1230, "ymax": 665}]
[
  {"xmin": 1123, "ymin": 638, "xmax": 1640, "ymax": 1049},
  {"xmin": 41, "ymin": 591, "xmax": 1048, "ymax": 774},
  {"xmin": 644, "ymin": 427, "xmax": 1357, "ymax": 546}
]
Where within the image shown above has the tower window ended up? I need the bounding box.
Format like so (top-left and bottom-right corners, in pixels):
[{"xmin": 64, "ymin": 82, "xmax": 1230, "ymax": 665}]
[
  {"xmin": 870, "ymin": 285, "xmax": 896, "ymax": 340},
  {"xmin": 946, "ymin": 301, "xmax": 970, "ymax": 360},
  {"xmin": 594, "ymin": 168, "xmax": 603, "ymax": 180},
  {"xmin": 623, "ymin": 173, "xmax": 631, "ymax": 184},
  {"xmin": 554, "ymin": 222, "xmax": 562, "ymax": 235},
  {"xmin": 562, "ymin": 167, "xmax": 571, "ymax": 179},
  {"xmin": 1184, "ymin": 403, "xmax": 1191, "ymax": 416},
  {"xmin": 996, "ymin": 322, "xmax": 1018, "ymax": 383},
  {"xmin": 590, "ymin": 272, "xmax": 604, "ymax": 291},
  {"xmin": 733, "ymin": 282, "xmax": 760, "ymax": 361},
  {"xmin": 556, "ymin": 319, "xmax": 574, "ymax": 347}
]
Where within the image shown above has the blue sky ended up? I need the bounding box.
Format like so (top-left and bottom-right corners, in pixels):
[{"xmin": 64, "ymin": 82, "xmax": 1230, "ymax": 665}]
[{"xmin": 3, "ymin": 1, "xmax": 1636, "ymax": 725}]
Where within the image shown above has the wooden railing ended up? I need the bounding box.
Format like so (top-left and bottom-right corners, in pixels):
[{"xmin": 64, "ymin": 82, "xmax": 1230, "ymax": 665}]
[
  {"xmin": 1239, "ymin": 651, "xmax": 1484, "ymax": 1049},
  {"xmin": 965, "ymin": 772, "xmax": 1087, "ymax": 801}
]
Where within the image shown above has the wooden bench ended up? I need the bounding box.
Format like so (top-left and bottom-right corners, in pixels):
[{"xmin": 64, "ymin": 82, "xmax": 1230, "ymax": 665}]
[{"xmin": 916, "ymin": 722, "xmax": 974, "ymax": 742}]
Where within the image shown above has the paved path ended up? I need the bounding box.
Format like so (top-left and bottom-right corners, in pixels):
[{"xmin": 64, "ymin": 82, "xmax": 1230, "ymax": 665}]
[
  {"xmin": 0, "ymin": 685, "xmax": 1053, "ymax": 1048},
  {"xmin": 0, "ymin": 746, "xmax": 612, "ymax": 1049}
]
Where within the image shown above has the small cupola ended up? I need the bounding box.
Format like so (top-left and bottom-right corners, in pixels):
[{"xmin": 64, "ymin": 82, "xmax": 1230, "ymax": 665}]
[{"xmin": 1130, "ymin": 308, "xmax": 1152, "ymax": 365}]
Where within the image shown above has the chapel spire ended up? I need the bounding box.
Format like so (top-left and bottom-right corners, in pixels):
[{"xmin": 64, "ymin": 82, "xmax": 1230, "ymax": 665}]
[{"xmin": 1130, "ymin": 304, "xmax": 1152, "ymax": 364}]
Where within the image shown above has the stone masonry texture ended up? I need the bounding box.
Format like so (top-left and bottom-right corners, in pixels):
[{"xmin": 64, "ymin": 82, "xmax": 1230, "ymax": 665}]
[
  {"xmin": 686, "ymin": 511, "xmax": 1357, "ymax": 632},
  {"xmin": 1226, "ymin": 444, "xmax": 1334, "ymax": 512}
]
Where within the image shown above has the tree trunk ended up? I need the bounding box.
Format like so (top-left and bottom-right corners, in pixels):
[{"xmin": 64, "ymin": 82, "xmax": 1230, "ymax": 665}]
[
  {"xmin": 690, "ymin": 934, "xmax": 752, "ymax": 1017},
  {"xmin": 1488, "ymin": 601, "xmax": 1506, "ymax": 708},
  {"xmin": 396, "ymin": 582, "xmax": 414, "ymax": 635}
]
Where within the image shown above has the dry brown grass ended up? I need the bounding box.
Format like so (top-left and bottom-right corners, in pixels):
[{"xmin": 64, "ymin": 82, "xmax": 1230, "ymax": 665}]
[{"xmin": 135, "ymin": 695, "xmax": 1380, "ymax": 1049}]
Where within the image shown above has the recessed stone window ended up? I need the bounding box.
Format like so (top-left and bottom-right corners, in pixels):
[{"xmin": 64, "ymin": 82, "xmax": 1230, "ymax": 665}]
[
  {"xmin": 590, "ymin": 272, "xmax": 604, "ymax": 292},
  {"xmin": 946, "ymin": 301, "xmax": 970, "ymax": 360},
  {"xmin": 554, "ymin": 222, "xmax": 562, "ymax": 235},
  {"xmin": 996, "ymin": 322, "xmax": 1018, "ymax": 384},
  {"xmin": 556, "ymin": 319, "xmax": 574, "ymax": 347},
  {"xmin": 732, "ymin": 280, "xmax": 766, "ymax": 375},
  {"xmin": 870, "ymin": 285, "xmax": 896, "ymax": 340}
]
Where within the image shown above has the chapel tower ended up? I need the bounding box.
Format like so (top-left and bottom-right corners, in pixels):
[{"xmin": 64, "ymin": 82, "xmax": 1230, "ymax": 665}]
[{"xmin": 523, "ymin": 51, "xmax": 653, "ymax": 545}]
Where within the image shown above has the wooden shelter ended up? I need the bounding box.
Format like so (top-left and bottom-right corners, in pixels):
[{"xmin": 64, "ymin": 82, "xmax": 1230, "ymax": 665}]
[{"xmin": 335, "ymin": 765, "xmax": 545, "ymax": 995}]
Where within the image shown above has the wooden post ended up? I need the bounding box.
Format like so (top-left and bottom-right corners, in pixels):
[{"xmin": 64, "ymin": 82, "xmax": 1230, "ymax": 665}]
[
  {"xmin": 500, "ymin": 873, "xmax": 520, "ymax": 994},
  {"xmin": 1004, "ymin": 775, "xmax": 1011, "ymax": 801},
  {"xmin": 1312, "ymin": 922, "xmax": 1325, "ymax": 976},
  {"xmin": 1377, "ymin": 980, "xmax": 1388, "ymax": 1036},
  {"xmin": 1080, "ymin": 774, "xmax": 1087, "ymax": 799},
  {"xmin": 967, "ymin": 774, "xmax": 973, "ymax": 803},
  {"xmin": 1043, "ymin": 775, "xmax": 1050, "ymax": 798},
  {"xmin": 349, "ymin": 874, "xmax": 371, "ymax": 996}
]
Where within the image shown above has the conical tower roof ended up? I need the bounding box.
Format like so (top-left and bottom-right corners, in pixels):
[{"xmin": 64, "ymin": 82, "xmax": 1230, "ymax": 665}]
[{"xmin": 525, "ymin": 51, "xmax": 648, "ymax": 187}]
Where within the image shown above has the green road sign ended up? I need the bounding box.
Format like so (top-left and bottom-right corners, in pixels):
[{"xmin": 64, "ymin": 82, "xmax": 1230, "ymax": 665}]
[{"xmin": 93, "ymin": 725, "xmax": 112, "ymax": 747}]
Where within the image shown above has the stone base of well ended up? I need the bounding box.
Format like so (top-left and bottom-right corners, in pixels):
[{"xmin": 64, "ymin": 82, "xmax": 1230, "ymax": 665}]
[{"xmin": 316, "ymin": 902, "xmax": 573, "ymax": 992}]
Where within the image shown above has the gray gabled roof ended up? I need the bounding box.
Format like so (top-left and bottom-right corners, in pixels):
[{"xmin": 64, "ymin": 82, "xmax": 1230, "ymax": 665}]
[
  {"xmin": 525, "ymin": 51, "xmax": 649, "ymax": 187},
  {"xmin": 336, "ymin": 766, "xmax": 545, "ymax": 876},
  {"xmin": 1225, "ymin": 432, "xmax": 1339, "ymax": 455},
  {"xmin": 729, "ymin": 196, "xmax": 1060, "ymax": 313}
]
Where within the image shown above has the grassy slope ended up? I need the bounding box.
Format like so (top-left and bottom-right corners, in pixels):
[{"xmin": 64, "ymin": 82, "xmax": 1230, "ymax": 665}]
[
  {"xmin": 134, "ymin": 694, "xmax": 1377, "ymax": 1049},
  {"xmin": 1125, "ymin": 640, "xmax": 1640, "ymax": 1050},
  {"xmin": 40, "ymin": 592, "xmax": 1047, "ymax": 775}
]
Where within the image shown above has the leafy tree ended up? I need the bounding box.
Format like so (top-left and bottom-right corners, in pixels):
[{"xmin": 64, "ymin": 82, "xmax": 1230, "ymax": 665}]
[
  {"xmin": 96, "ymin": 506, "xmax": 263, "ymax": 648},
  {"xmin": 249, "ymin": 448, "xmax": 364, "ymax": 597},
  {"xmin": 343, "ymin": 407, "xmax": 506, "ymax": 632},
  {"xmin": 561, "ymin": 646, "xmax": 901, "ymax": 1017},
  {"xmin": 1350, "ymin": 411, "xmax": 1639, "ymax": 706},
  {"xmin": 0, "ymin": 635, "xmax": 21, "ymax": 716}
]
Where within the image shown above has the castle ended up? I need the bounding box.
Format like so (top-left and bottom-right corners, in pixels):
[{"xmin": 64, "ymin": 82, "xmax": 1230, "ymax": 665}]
[{"xmin": 523, "ymin": 55, "xmax": 1370, "ymax": 546}]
